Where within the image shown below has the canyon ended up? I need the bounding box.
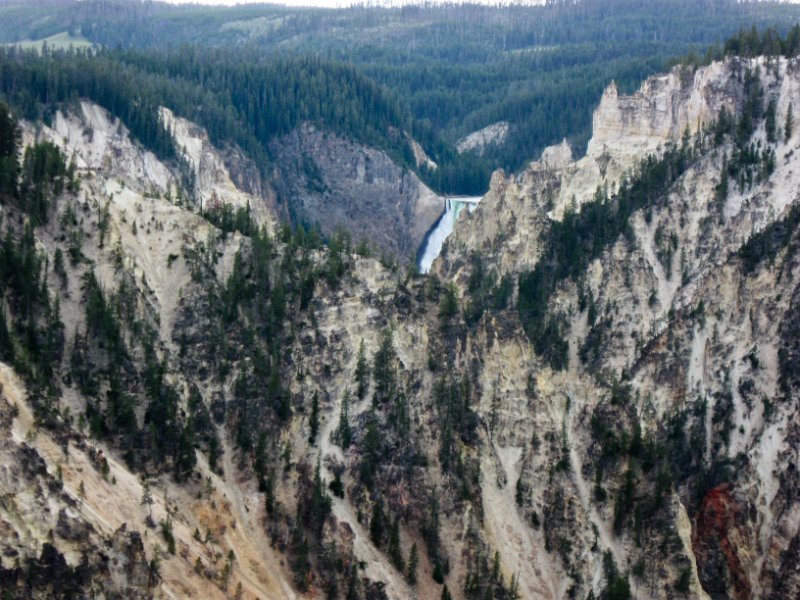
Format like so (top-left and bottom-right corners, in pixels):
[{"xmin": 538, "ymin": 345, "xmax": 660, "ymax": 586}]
[{"xmin": 1, "ymin": 53, "xmax": 799, "ymax": 600}]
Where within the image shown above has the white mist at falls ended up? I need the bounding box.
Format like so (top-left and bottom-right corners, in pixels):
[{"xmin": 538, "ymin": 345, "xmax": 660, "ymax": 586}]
[{"xmin": 418, "ymin": 196, "xmax": 482, "ymax": 273}]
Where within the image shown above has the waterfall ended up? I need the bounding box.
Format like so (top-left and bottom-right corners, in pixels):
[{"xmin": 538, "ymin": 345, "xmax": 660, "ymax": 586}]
[{"xmin": 418, "ymin": 196, "xmax": 481, "ymax": 273}]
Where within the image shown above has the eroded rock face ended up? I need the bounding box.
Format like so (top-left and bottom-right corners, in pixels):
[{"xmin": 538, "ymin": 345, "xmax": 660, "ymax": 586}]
[
  {"xmin": 437, "ymin": 56, "xmax": 798, "ymax": 281},
  {"xmin": 8, "ymin": 104, "xmax": 292, "ymax": 600},
  {"xmin": 540, "ymin": 139, "xmax": 573, "ymax": 170},
  {"xmin": 4, "ymin": 54, "xmax": 800, "ymax": 600},
  {"xmin": 0, "ymin": 376, "xmax": 154, "ymax": 600},
  {"xmin": 456, "ymin": 121, "xmax": 510, "ymax": 156},
  {"xmin": 159, "ymin": 106, "xmax": 278, "ymax": 232},
  {"xmin": 270, "ymin": 123, "xmax": 443, "ymax": 261},
  {"xmin": 550, "ymin": 60, "xmax": 740, "ymax": 219},
  {"xmin": 20, "ymin": 100, "xmax": 172, "ymax": 193},
  {"xmin": 434, "ymin": 161, "xmax": 553, "ymax": 279},
  {"xmin": 430, "ymin": 55, "xmax": 800, "ymax": 600},
  {"xmin": 692, "ymin": 484, "xmax": 751, "ymax": 600}
]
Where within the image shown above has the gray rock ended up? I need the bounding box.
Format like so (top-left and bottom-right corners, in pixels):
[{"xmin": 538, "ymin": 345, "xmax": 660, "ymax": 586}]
[{"xmin": 270, "ymin": 124, "xmax": 443, "ymax": 262}]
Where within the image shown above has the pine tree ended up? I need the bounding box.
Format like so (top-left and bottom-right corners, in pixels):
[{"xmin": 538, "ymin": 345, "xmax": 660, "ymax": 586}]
[
  {"xmin": 140, "ymin": 480, "xmax": 154, "ymax": 520},
  {"xmin": 290, "ymin": 525, "xmax": 311, "ymax": 592},
  {"xmin": 78, "ymin": 480, "xmax": 86, "ymax": 511},
  {"xmin": 438, "ymin": 283, "xmax": 459, "ymax": 321},
  {"xmin": 337, "ymin": 389, "xmax": 352, "ymax": 449},
  {"xmin": 0, "ymin": 305, "xmax": 14, "ymax": 363},
  {"xmin": 355, "ymin": 339, "xmax": 369, "ymax": 399},
  {"xmin": 441, "ymin": 584, "xmax": 452, "ymax": 600},
  {"xmin": 162, "ymin": 518, "xmax": 176, "ymax": 554},
  {"xmin": 149, "ymin": 547, "xmax": 162, "ymax": 581},
  {"xmin": 372, "ymin": 329, "xmax": 396, "ymax": 405},
  {"xmin": 489, "ymin": 394, "xmax": 499, "ymax": 438},
  {"xmin": 310, "ymin": 457, "xmax": 331, "ymax": 537},
  {"xmin": 787, "ymin": 103, "xmax": 794, "ymax": 142},
  {"xmin": 174, "ymin": 417, "xmax": 197, "ymax": 482},
  {"xmin": 602, "ymin": 551, "xmax": 632, "ymax": 600},
  {"xmin": 0, "ymin": 101, "xmax": 17, "ymax": 158},
  {"xmin": 515, "ymin": 477, "xmax": 525, "ymax": 506},
  {"xmin": 308, "ymin": 392, "xmax": 319, "ymax": 445},
  {"xmin": 369, "ymin": 500, "xmax": 385, "ymax": 547},
  {"xmin": 329, "ymin": 469, "xmax": 345, "ymax": 498},
  {"xmin": 388, "ymin": 517, "xmax": 404, "ymax": 571},
  {"xmin": 491, "ymin": 551, "xmax": 501, "ymax": 582},
  {"xmin": 346, "ymin": 567, "xmax": 359, "ymax": 600},
  {"xmin": 53, "ymin": 247, "xmax": 67, "ymax": 289},
  {"xmin": 264, "ymin": 468, "xmax": 276, "ymax": 515},
  {"xmin": 432, "ymin": 560, "xmax": 444, "ymax": 584},
  {"xmin": 360, "ymin": 415, "xmax": 381, "ymax": 488},
  {"xmin": 0, "ymin": 101, "xmax": 20, "ymax": 197},
  {"xmin": 715, "ymin": 157, "xmax": 729, "ymax": 210},
  {"xmin": 766, "ymin": 98, "xmax": 777, "ymax": 144},
  {"xmin": 407, "ymin": 542, "xmax": 419, "ymax": 585}
]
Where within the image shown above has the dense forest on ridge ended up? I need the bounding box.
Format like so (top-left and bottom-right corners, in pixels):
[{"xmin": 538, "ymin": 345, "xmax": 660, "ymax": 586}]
[{"xmin": 1, "ymin": 0, "xmax": 800, "ymax": 194}]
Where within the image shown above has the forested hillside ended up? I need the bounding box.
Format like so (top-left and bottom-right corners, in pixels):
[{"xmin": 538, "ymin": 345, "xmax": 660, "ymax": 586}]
[
  {"xmin": 0, "ymin": 46, "xmax": 451, "ymax": 254},
  {"xmin": 2, "ymin": 0, "xmax": 800, "ymax": 193},
  {"xmin": 0, "ymin": 48, "xmax": 416, "ymax": 173},
  {"xmin": 2, "ymin": 11, "xmax": 800, "ymax": 599}
]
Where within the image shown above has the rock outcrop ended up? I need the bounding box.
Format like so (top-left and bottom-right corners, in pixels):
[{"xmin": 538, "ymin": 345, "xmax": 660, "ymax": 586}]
[
  {"xmin": 270, "ymin": 123, "xmax": 443, "ymax": 261},
  {"xmin": 432, "ymin": 55, "xmax": 800, "ymax": 600},
  {"xmin": 437, "ymin": 56, "xmax": 797, "ymax": 280},
  {"xmin": 160, "ymin": 106, "xmax": 278, "ymax": 232},
  {"xmin": 456, "ymin": 121, "xmax": 510, "ymax": 155}
]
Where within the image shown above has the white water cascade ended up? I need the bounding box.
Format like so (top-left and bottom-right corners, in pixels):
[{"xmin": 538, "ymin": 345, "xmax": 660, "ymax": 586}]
[{"xmin": 418, "ymin": 196, "xmax": 482, "ymax": 273}]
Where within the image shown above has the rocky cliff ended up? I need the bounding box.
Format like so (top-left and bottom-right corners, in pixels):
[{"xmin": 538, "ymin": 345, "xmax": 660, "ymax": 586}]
[
  {"xmin": 433, "ymin": 55, "xmax": 800, "ymax": 600},
  {"xmin": 456, "ymin": 122, "xmax": 510, "ymax": 156},
  {"xmin": 270, "ymin": 123, "xmax": 443, "ymax": 262},
  {"xmin": 1, "ymin": 53, "xmax": 799, "ymax": 600},
  {"xmin": 437, "ymin": 57, "xmax": 792, "ymax": 280}
]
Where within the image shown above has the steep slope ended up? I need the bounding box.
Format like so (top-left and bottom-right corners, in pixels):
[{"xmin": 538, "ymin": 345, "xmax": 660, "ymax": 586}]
[
  {"xmin": 270, "ymin": 123, "xmax": 443, "ymax": 262},
  {"xmin": 1, "ymin": 98, "xmax": 480, "ymax": 600},
  {"xmin": 437, "ymin": 58, "xmax": 767, "ymax": 280},
  {"xmin": 0, "ymin": 362, "xmax": 155, "ymax": 599},
  {"xmin": 0, "ymin": 47, "xmax": 448, "ymax": 264},
  {"xmin": 159, "ymin": 106, "xmax": 278, "ymax": 232},
  {"xmin": 433, "ymin": 54, "xmax": 800, "ymax": 599},
  {"xmin": 2, "ymin": 99, "xmax": 296, "ymax": 600},
  {"xmin": 2, "ymin": 51, "xmax": 800, "ymax": 600}
]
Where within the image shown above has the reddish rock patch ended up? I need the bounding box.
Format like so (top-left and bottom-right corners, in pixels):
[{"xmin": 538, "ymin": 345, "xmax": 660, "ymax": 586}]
[{"xmin": 692, "ymin": 483, "xmax": 752, "ymax": 600}]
